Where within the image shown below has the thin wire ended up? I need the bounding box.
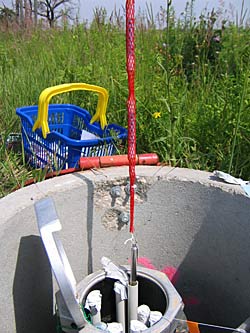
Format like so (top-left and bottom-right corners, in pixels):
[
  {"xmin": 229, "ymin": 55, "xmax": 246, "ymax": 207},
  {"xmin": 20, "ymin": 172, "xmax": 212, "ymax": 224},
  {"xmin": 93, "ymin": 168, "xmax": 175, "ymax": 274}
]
[
  {"xmin": 124, "ymin": 233, "xmax": 137, "ymax": 245},
  {"xmin": 175, "ymin": 318, "xmax": 247, "ymax": 333},
  {"xmin": 131, "ymin": 233, "xmax": 136, "ymax": 244}
]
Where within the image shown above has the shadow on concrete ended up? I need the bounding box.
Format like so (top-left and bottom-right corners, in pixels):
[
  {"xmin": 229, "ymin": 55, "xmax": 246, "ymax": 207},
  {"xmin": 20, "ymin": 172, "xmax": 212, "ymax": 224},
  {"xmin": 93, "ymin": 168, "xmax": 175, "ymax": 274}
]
[
  {"xmin": 174, "ymin": 186, "xmax": 250, "ymax": 330},
  {"xmin": 13, "ymin": 236, "xmax": 56, "ymax": 333},
  {"xmin": 73, "ymin": 173, "xmax": 95, "ymax": 275}
]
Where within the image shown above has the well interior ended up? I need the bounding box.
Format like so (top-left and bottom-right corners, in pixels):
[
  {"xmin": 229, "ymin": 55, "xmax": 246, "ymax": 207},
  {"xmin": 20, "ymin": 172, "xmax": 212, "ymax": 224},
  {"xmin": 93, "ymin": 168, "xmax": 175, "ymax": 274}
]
[
  {"xmin": 1, "ymin": 166, "xmax": 250, "ymax": 332},
  {"xmin": 85, "ymin": 275, "xmax": 167, "ymax": 324}
]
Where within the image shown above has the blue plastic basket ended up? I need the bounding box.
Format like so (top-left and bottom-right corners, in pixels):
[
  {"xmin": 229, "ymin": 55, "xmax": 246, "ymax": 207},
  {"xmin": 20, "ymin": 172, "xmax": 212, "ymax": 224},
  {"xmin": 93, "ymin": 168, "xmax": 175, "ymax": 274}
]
[{"xmin": 16, "ymin": 104, "xmax": 127, "ymax": 170}]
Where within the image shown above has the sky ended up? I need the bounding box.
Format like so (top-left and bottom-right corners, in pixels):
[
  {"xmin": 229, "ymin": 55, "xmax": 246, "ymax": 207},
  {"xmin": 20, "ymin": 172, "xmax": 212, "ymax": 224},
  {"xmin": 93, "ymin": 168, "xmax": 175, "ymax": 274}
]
[
  {"xmin": 78, "ymin": 0, "xmax": 249, "ymax": 22},
  {"xmin": 2, "ymin": 0, "xmax": 249, "ymax": 23}
]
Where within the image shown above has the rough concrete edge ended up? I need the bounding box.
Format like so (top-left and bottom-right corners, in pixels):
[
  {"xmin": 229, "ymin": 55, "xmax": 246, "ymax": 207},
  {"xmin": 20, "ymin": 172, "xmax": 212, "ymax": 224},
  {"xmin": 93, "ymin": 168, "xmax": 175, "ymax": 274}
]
[
  {"xmin": 0, "ymin": 166, "xmax": 247, "ymax": 223},
  {"xmin": 80, "ymin": 166, "xmax": 246, "ymax": 197},
  {"xmin": 151, "ymin": 166, "xmax": 246, "ymax": 195}
]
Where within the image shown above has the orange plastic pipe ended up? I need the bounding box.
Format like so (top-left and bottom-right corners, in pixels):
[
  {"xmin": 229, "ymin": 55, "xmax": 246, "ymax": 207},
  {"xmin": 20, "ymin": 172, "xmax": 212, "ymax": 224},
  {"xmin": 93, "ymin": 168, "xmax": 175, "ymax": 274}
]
[
  {"xmin": 79, "ymin": 153, "xmax": 159, "ymax": 169},
  {"xmin": 15, "ymin": 154, "xmax": 159, "ymax": 190}
]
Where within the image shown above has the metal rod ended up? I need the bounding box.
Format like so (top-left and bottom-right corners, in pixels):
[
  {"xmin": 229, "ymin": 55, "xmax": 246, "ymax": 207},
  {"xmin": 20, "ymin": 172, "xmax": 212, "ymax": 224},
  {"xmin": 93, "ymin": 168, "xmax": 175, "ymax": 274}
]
[
  {"xmin": 130, "ymin": 242, "xmax": 138, "ymax": 286},
  {"xmin": 128, "ymin": 240, "xmax": 138, "ymax": 331}
]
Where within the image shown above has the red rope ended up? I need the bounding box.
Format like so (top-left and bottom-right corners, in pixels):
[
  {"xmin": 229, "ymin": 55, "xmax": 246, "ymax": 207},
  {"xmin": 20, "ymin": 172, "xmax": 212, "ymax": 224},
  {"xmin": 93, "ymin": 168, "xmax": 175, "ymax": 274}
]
[{"xmin": 126, "ymin": 0, "xmax": 136, "ymax": 233}]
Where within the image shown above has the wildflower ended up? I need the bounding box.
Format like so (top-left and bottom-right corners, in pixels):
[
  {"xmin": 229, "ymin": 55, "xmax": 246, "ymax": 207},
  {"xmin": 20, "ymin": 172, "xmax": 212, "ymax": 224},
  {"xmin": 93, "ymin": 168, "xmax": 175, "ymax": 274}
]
[
  {"xmin": 152, "ymin": 112, "xmax": 161, "ymax": 119},
  {"xmin": 213, "ymin": 35, "xmax": 220, "ymax": 43}
]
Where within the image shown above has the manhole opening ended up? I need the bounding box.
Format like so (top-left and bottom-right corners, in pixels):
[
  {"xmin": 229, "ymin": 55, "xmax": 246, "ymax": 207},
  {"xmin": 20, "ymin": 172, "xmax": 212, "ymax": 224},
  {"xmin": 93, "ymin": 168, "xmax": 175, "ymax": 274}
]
[{"xmin": 84, "ymin": 275, "xmax": 167, "ymax": 324}]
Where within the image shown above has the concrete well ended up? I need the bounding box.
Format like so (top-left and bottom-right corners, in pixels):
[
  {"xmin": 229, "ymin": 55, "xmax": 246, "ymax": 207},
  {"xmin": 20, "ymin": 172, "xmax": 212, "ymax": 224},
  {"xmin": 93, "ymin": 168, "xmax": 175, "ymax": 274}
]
[{"xmin": 0, "ymin": 166, "xmax": 250, "ymax": 333}]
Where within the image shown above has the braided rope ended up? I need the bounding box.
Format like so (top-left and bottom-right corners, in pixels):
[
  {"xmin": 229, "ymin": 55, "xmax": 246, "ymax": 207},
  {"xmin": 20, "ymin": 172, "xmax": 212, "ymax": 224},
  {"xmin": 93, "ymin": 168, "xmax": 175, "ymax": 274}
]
[{"xmin": 126, "ymin": 0, "xmax": 136, "ymax": 233}]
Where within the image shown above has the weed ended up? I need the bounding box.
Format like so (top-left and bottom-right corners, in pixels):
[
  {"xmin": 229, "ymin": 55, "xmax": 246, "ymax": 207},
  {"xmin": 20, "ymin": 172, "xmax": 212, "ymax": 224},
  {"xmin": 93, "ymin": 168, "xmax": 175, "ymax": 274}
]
[{"xmin": 0, "ymin": 1, "xmax": 250, "ymax": 197}]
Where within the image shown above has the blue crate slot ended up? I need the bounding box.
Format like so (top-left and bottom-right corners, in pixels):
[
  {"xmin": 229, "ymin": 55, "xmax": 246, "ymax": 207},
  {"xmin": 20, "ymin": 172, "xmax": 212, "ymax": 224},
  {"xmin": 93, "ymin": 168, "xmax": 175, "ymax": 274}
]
[{"xmin": 16, "ymin": 104, "xmax": 127, "ymax": 170}]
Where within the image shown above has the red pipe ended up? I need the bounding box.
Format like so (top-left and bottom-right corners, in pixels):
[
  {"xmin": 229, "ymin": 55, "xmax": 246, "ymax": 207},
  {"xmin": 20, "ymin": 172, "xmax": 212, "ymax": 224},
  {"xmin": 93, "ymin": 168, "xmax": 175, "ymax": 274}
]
[
  {"xmin": 15, "ymin": 153, "xmax": 159, "ymax": 190},
  {"xmin": 79, "ymin": 153, "xmax": 159, "ymax": 169}
]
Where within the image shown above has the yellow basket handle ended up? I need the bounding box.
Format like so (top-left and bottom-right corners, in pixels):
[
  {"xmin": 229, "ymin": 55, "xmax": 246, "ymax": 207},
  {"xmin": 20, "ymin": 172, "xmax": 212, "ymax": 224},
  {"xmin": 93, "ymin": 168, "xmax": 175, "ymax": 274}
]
[{"xmin": 32, "ymin": 83, "xmax": 109, "ymax": 138}]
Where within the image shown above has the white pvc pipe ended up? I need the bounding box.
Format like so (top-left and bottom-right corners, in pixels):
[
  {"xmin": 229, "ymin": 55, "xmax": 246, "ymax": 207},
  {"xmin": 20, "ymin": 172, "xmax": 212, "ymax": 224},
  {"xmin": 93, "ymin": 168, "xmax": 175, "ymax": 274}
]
[
  {"xmin": 128, "ymin": 282, "xmax": 138, "ymax": 331},
  {"xmin": 90, "ymin": 307, "xmax": 101, "ymax": 326},
  {"xmin": 114, "ymin": 282, "xmax": 126, "ymax": 333},
  {"xmin": 85, "ymin": 290, "xmax": 102, "ymax": 326}
]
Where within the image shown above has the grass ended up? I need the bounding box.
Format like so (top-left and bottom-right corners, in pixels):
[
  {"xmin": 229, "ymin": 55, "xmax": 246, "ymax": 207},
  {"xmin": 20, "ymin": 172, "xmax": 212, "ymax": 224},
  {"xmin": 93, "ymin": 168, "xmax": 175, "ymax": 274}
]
[{"xmin": 0, "ymin": 2, "xmax": 250, "ymax": 197}]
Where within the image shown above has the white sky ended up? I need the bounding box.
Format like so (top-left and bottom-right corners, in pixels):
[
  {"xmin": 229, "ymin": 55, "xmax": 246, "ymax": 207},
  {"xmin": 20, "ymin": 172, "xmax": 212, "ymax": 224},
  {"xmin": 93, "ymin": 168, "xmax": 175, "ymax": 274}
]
[
  {"xmin": 78, "ymin": 0, "xmax": 249, "ymax": 22},
  {"xmin": 2, "ymin": 0, "xmax": 249, "ymax": 22}
]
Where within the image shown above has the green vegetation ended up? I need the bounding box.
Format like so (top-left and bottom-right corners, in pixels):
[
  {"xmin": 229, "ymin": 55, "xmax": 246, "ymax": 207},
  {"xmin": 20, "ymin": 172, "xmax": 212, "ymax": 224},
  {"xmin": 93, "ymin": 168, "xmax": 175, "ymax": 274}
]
[{"xmin": 0, "ymin": 3, "xmax": 250, "ymax": 197}]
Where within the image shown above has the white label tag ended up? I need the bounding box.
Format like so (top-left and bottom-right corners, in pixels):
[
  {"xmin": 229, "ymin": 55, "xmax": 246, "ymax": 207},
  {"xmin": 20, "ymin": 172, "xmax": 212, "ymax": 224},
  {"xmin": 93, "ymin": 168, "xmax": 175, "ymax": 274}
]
[{"xmin": 80, "ymin": 129, "xmax": 98, "ymax": 140}]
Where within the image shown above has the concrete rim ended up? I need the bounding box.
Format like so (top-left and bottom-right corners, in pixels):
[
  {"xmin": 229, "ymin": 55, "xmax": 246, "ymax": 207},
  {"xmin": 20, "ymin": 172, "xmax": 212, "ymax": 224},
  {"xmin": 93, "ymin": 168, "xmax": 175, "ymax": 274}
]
[{"xmin": 1, "ymin": 166, "xmax": 246, "ymax": 222}]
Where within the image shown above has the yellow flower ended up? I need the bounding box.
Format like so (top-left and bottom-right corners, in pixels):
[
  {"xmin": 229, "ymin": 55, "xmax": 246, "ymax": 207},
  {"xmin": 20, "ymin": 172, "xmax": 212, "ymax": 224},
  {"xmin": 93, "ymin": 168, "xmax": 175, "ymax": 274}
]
[{"xmin": 152, "ymin": 112, "xmax": 161, "ymax": 119}]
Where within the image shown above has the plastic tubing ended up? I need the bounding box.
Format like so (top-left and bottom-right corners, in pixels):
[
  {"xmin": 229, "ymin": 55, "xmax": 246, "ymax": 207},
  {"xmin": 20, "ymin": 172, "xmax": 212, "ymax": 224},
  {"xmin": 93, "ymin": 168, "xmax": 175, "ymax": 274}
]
[
  {"xmin": 16, "ymin": 153, "xmax": 159, "ymax": 190},
  {"xmin": 79, "ymin": 153, "xmax": 159, "ymax": 169}
]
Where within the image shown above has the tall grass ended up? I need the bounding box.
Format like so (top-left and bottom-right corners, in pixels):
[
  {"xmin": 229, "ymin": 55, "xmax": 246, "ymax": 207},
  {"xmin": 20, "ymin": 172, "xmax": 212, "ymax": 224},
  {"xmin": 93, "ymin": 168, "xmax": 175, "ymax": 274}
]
[{"xmin": 0, "ymin": 2, "xmax": 250, "ymax": 197}]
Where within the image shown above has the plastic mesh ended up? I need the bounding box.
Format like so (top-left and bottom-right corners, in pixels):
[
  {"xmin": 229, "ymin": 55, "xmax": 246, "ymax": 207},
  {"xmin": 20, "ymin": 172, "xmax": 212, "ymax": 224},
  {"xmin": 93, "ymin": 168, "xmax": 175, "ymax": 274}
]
[{"xmin": 126, "ymin": 0, "xmax": 136, "ymax": 233}]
